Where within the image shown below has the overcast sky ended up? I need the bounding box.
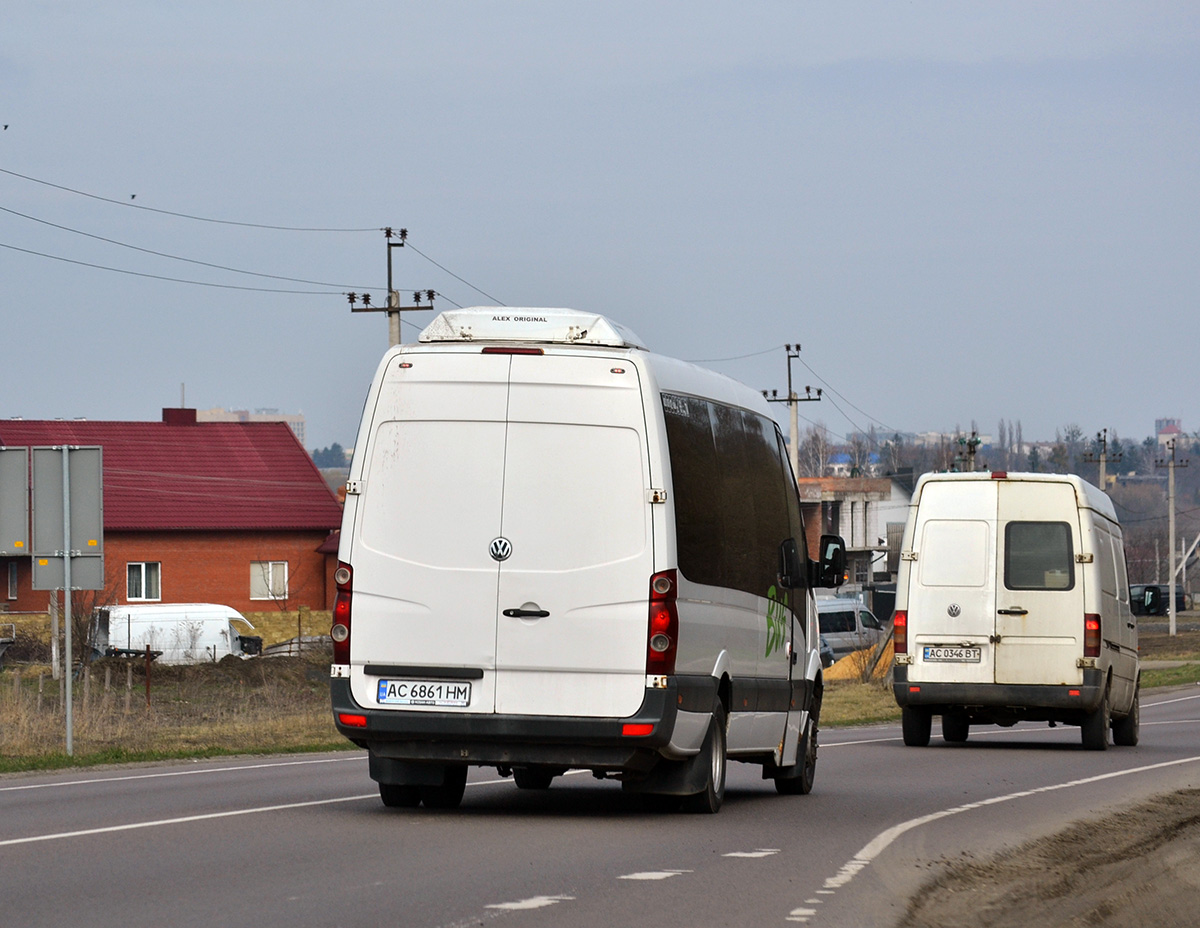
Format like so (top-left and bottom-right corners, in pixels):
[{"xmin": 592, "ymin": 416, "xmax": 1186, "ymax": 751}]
[{"xmin": 3, "ymin": 2, "xmax": 1196, "ymax": 451}]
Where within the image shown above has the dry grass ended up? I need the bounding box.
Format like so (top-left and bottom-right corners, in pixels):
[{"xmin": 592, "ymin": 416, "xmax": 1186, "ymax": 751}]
[
  {"xmin": 0, "ymin": 649, "xmax": 344, "ymax": 769},
  {"xmin": 822, "ymin": 677, "xmax": 902, "ymax": 727}
]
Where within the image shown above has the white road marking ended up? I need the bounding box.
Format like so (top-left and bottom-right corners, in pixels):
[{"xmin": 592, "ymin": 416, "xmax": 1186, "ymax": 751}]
[
  {"xmin": 485, "ymin": 895, "xmax": 574, "ymax": 911},
  {"xmin": 0, "ymin": 755, "xmax": 365, "ymax": 793},
  {"xmin": 787, "ymin": 906, "xmax": 818, "ymax": 922},
  {"xmin": 0, "ymin": 793, "xmax": 379, "ymax": 847},
  {"xmin": 1145, "ymin": 692, "xmax": 1200, "ymax": 708},
  {"xmin": 618, "ymin": 869, "xmax": 692, "ymax": 880},
  {"xmin": 724, "ymin": 848, "xmax": 781, "ymax": 858},
  {"xmin": 812, "ymin": 752, "xmax": 1200, "ymax": 909}
]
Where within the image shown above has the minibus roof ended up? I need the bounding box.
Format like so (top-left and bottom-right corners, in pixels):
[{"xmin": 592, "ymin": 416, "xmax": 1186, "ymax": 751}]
[{"xmin": 419, "ymin": 307, "xmax": 647, "ymax": 349}]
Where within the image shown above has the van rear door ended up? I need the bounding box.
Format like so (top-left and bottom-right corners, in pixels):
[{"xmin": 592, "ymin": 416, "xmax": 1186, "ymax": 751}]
[
  {"xmin": 494, "ymin": 354, "xmax": 653, "ymax": 717},
  {"xmin": 994, "ymin": 481, "xmax": 1083, "ymax": 686},
  {"xmin": 354, "ymin": 352, "xmax": 511, "ymax": 713},
  {"xmin": 909, "ymin": 479, "xmax": 997, "ymax": 686}
]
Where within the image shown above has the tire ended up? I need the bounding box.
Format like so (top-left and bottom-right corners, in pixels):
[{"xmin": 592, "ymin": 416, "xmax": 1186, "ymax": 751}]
[
  {"xmin": 1113, "ymin": 684, "xmax": 1140, "ymax": 747},
  {"xmin": 379, "ymin": 782, "xmax": 421, "ymax": 808},
  {"xmin": 775, "ymin": 714, "xmax": 818, "ymax": 795},
  {"xmin": 682, "ymin": 702, "xmax": 727, "ymax": 814},
  {"xmin": 1081, "ymin": 688, "xmax": 1111, "ymax": 751},
  {"xmin": 942, "ymin": 712, "xmax": 970, "ymax": 744},
  {"xmin": 419, "ymin": 765, "xmax": 468, "ymax": 809},
  {"xmin": 902, "ymin": 706, "xmax": 932, "ymax": 747},
  {"xmin": 513, "ymin": 767, "xmax": 557, "ymax": 790}
]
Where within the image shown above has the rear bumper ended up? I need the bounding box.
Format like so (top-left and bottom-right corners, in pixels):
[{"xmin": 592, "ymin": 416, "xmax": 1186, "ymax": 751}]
[
  {"xmin": 893, "ymin": 665, "xmax": 1106, "ymax": 717},
  {"xmin": 331, "ymin": 674, "xmax": 714, "ymax": 771}
]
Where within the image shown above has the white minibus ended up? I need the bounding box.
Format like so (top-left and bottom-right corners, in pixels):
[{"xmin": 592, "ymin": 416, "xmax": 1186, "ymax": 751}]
[{"xmin": 330, "ymin": 308, "xmax": 845, "ymax": 810}]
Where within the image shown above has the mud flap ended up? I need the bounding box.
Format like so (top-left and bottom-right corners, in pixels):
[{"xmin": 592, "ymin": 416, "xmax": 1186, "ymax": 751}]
[{"xmin": 370, "ymin": 753, "xmax": 457, "ymax": 787}]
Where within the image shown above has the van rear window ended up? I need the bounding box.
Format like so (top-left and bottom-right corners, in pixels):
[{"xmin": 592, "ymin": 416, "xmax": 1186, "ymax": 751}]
[{"xmin": 1005, "ymin": 522, "xmax": 1074, "ymax": 591}]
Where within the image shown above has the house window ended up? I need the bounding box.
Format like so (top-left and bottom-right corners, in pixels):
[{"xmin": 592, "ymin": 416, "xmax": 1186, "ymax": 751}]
[
  {"xmin": 251, "ymin": 561, "xmax": 288, "ymax": 601},
  {"xmin": 7, "ymin": 561, "xmax": 16, "ymax": 600},
  {"xmin": 127, "ymin": 562, "xmax": 161, "ymax": 601}
]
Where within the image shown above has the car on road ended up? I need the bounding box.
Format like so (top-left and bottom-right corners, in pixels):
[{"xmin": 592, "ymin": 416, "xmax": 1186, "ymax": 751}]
[{"xmin": 816, "ymin": 598, "xmax": 886, "ymax": 661}]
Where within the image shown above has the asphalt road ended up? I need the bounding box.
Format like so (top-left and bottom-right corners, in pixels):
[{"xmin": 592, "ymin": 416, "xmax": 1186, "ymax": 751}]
[{"xmin": 5, "ymin": 689, "xmax": 1200, "ymax": 928}]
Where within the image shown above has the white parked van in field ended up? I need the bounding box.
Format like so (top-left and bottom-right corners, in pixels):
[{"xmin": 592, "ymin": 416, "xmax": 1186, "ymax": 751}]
[
  {"xmin": 330, "ymin": 307, "xmax": 846, "ymax": 811},
  {"xmin": 91, "ymin": 603, "xmax": 260, "ymax": 664},
  {"xmin": 892, "ymin": 472, "xmax": 1139, "ymax": 750}
]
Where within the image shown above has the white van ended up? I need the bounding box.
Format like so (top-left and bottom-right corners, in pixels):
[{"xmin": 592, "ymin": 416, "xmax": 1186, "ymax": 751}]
[
  {"xmin": 91, "ymin": 603, "xmax": 259, "ymax": 664},
  {"xmin": 892, "ymin": 472, "xmax": 1139, "ymax": 750},
  {"xmin": 330, "ymin": 307, "xmax": 846, "ymax": 811},
  {"xmin": 816, "ymin": 597, "xmax": 887, "ymax": 662}
]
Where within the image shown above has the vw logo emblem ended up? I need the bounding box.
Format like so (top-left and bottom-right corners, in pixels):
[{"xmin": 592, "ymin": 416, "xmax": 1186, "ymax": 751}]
[
  {"xmin": 947, "ymin": 603, "xmax": 961, "ymax": 617},
  {"xmin": 489, "ymin": 537, "xmax": 512, "ymax": 562}
]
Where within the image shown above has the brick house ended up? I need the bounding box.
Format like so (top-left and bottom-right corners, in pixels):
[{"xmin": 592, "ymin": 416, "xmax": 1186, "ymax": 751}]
[{"xmin": 0, "ymin": 409, "xmax": 343, "ymax": 614}]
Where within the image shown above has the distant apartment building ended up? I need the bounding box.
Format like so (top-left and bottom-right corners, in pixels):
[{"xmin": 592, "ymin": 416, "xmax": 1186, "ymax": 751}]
[
  {"xmin": 1156, "ymin": 417, "xmax": 1183, "ymax": 450},
  {"xmin": 197, "ymin": 407, "xmax": 306, "ymax": 446}
]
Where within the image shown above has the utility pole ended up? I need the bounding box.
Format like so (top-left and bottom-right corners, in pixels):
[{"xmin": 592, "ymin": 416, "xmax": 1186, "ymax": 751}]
[
  {"xmin": 953, "ymin": 431, "xmax": 982, "ymax": 472},
  {"xmin": 348, "ymin": 228, "xmax": 437, "ymax": 347},
  {"xmin": 1155, "ymin": 439, "xmax": 1189, "ymax": 636},
  {"xmin": 762, "ymin": 344, "xmax": 821, "ymax": 479},
  {"xmin": 1082, "ymin": 428, "xmax": 1121, "ymax": 490}
]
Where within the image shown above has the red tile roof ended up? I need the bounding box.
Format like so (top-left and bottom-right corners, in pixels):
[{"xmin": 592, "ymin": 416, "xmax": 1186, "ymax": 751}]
[{"xmin": 0, "ymin": 412, "xmax": 343, "ymax": 531}]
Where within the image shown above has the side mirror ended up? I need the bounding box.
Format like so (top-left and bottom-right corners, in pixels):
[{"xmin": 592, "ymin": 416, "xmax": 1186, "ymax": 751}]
[
  {"xmin": 1144, "ymin": 586, "xmax": 1162, "ymax": 615},
  {"xmin": 812, "ymin": 534, "xmax": 847, "ymax": 588},
  {"xmin": 779, "ymin": 538, "xmax": 804, "ymax": 589}
]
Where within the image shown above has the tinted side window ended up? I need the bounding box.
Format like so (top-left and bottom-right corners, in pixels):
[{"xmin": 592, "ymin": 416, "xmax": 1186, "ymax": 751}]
[
  {"xmin": 662, "ymin": 393, "xmax": 723, "ymax": 587},
  {"xmin": 1005, "ymin": 522, "xmax": 1074, "ymax": 591},
  {"xmin": 663, "ymin": 393, "xmax": 792, "ymax": 597}
]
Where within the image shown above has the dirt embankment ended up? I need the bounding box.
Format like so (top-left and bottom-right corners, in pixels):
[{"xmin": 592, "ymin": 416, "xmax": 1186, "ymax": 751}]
[{"xmin": 899, "ymin": 788, "xmax": 1200, "ymax": 928}]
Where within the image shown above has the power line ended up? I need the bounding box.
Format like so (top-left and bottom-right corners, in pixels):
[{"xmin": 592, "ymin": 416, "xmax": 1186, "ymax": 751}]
[
  {"xmin": 685, "ymin": 345, "xmax": 781, "ymax": 363},
  {"xmin": 0, "ymin": 166, "xmax": 377, "ymax": 232},
  {"xmin": 0, "ymin": 205, "xmax": 375, "ymax": 290},
  {"xmin": 0, "ymin": 240, "xmax": 338, "ymax": 294},
  {"xmin": 794, "ymin": 354, "xmax": 900, "ymax": 436},
  {"xmin": 404, "ymin": 240, "xmax": 506, "ymax": 306}
]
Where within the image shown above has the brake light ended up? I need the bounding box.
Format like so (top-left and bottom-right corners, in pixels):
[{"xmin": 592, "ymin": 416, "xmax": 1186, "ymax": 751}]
[
  {"xmin": 646, "ymin": 569, "xmax": 679, "ymax": 675},
  {"xmin": 481, "ymin": 346, "xmax": 544, "ymax": 355},
  {"xmin": 338, "ymin": 713, "xmax": 367, "ymax": 728},
  {"xmin": 893, "ymin": 610, "xmax": 908, "ymax": 654},
  {"xmin": 331, "ymin": 562, "xmax": 353, "ymax": 664},
  {"xmin": 1084, "ymin": 614, "xmax": 1101, "ymax": 658},
  {"xmin": 622, "ymin": 723, "xmax": 654, "ymax": 737},
  {"xmin": 991, "ymin": 471, "xmax": 1008, "ymax": 479}
]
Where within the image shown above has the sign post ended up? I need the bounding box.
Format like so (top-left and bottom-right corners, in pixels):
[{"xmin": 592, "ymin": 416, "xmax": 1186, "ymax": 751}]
[{"xmin": 30, "ymin": 446, "xmax": 104, "ymax": 756}]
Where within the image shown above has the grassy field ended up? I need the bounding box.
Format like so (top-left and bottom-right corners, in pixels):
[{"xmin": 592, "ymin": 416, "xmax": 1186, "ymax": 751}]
[{"xmin": 1, "ymin": 622, "xmax": 1196, "ymax": 772}]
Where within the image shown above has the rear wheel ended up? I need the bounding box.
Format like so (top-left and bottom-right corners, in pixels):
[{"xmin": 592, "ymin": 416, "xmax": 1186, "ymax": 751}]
[
  {"xmin": 942, "ymin": 712, "xmax": 970, "ymax": 743},
  {"xmin": 1112, "ymin": 684, "xmax": 1140, "ymax": 747},
  {"xmin": 902, "ymin": 706, "xmax": 932, "ymax": 746},
  {"xmin": 379, "ymin": 782, "xmax": 421, "ymax": 808},
  {"xmin": 682, "ymin": 703, "xmax": 727, "ymax": 814},
  {"xmin": 775, "ymin": 714, "xmax": 818, "ymax": 795},
  {"xmin": 1081, "ymin": 689, "xmax": 1111, "ymax": 751},
  {"xmin": 419, "ymin": 765, "xmax": 468, "ymax": 809}
]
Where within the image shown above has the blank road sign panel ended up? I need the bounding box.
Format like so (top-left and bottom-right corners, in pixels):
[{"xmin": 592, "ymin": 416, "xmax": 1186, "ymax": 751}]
[
  {"xmin": 30, "ymin": 446, "xmax": 104, "ymax": 591},
  {"xmin": 0, "ymin": 447, "xmax": 29, "ymax": 555}
]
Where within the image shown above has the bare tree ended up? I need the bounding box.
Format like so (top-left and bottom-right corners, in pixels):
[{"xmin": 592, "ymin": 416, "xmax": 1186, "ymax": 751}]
[{"xmin": 798, "ymin": 424, "xmax": 832, "ymax": 478}]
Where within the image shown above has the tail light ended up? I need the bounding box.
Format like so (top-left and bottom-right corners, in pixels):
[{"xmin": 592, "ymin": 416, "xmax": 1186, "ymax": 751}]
[
  {"xmin": 331, "ymin": 562, "xmax": 352, "ymax": 664},
  {"xmin": 646, "ymin": 569, "xmax": 679, "ymax": 675},
  {"xmin": 1084, "ymin": 614, "xmax": 1101, "ymax": 658},
  {"xmin": 893, "ymin": 610, "xmax": 908, "ymax": 654}
]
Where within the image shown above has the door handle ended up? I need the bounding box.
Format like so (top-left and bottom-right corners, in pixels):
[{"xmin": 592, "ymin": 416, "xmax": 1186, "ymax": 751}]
[
  {"xmin": 997, "ymin": 608, "xmax": 1028, "ymax": 615},
  {"xmin": 503, "ymin": 608, "xmax": 550, "ymax": 618}
]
